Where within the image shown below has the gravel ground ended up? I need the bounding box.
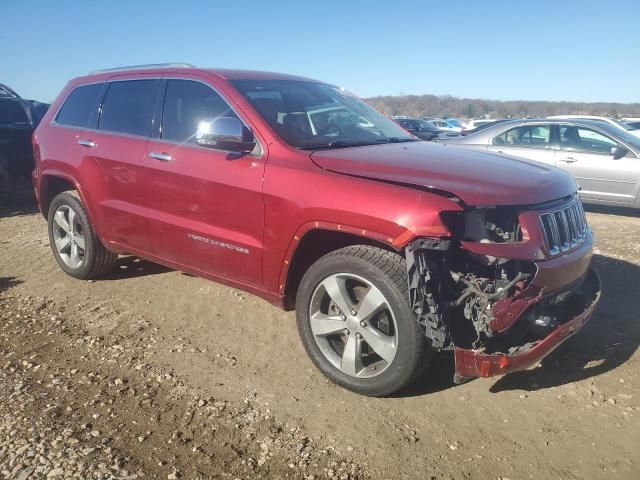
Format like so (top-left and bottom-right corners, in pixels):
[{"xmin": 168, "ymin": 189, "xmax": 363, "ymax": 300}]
[
  {"xmin": 0, "ymin": 291, "xmax": 366, "ymax": 479},
  {"xmin": 0, "ymin": 184, "xmax": 639, "ymax": 479}
]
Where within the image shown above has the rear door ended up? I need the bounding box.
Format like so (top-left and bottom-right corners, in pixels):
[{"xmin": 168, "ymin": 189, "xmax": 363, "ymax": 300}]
[
  {"xmin": 76, "ymin": 76, "xmax": 161, "ymax": 253},
  {"xmin": 42, "ymin": 82, "xmax": 105, "ymax": 197},
  {"xmin": 487, "ymin": 124, "xmax": 556, "ymax": 165},
  {"xmin": 556, "ymin": 125, "xmax": 640, "ymax": 204},
  {"xmin": 144, "ymin": 77, "xmax": 265, "ymax": 285}
]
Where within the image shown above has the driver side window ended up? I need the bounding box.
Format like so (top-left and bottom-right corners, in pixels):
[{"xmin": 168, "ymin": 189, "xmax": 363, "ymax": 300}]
[
  {"xmin": 559, "ymin": 127, "xmax": 618, "ymax": 155},
  {"xmin": 162, "ymin": 79, "xmax": 238, "ymax": 144}
]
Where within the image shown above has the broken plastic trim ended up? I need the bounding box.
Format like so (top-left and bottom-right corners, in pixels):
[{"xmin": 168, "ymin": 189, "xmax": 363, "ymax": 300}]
[{"xmin": 405, "ymin": 238, "xmax": 451, "ymax": 350}]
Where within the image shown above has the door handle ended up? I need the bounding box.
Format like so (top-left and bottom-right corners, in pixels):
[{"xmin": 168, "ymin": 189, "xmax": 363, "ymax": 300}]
[
  {"xmin": 559, "ymin": 157, "xmax": 578, "ymax": 163},
  {"xmin": 148, "ymin": 152, "xmax": 173, "ymax": 162},
  {"xmin": 78, "ymin": 139, "xmax": 96, "ymax": 148}
]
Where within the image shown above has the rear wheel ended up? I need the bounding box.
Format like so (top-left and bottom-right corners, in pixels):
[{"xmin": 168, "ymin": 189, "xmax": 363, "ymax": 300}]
[
  {"xmin": 296, "ymin": 245, "xmax": 431, "ymax": 396},
  {"xmin": 47, "ymin": 191, "xmax": 118, "ymax": 279}
]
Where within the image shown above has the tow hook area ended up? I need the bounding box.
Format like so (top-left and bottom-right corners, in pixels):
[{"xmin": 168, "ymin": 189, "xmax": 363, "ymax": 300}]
[{"xmin": 452, "ymin": 268, "xmax": 601, "ymax": 382}]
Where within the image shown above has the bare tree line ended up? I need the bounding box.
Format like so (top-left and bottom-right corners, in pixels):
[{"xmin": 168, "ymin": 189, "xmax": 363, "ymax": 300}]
[{"xmin": 365, "ymin": 94, "xmax": 640, "ymax": 119}]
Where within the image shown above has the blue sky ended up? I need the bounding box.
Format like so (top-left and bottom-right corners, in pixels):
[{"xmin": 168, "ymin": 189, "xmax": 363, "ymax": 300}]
[{"xmin": 2, "ymin": 0, "xmax": 638, "ymax": 104}]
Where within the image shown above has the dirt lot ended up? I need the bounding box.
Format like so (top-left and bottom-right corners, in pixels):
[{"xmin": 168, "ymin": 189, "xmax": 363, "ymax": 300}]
[{"xmin": 1, "ymin": 185, "xmax": 639, "ymax": 479}]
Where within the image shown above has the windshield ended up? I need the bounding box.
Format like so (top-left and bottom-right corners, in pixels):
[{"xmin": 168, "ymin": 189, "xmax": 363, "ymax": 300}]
[
  {"xmin": 594, "ymin": 121, "xmax": 640, "ymax": 148},
  {"xmin": 609, "ymin": 118, "xmax": 632, "ymax": 131},
  {"xmin": 445, "ymin": 119, "xmax": 463, "ymax": 128},
  {"xmin": 231, "ymin": 80, "xmax": 415, "ymax": 149}
]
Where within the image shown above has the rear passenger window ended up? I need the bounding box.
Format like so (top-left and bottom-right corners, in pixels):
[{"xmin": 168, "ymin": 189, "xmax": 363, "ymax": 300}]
[
  {"xmin": 55, "ymin": 83, "xmax": 103, "ymax": 128},
  {"xmin": 162, "ymin": 80, "xmax": 237, "ymax": 144},
  {"xmin": 99, "ymin": 80, "xmax": 159, "ymax": 137},
  {"xmin": 493, "ymin": 125, "xmax": 550, "ymax": 148}
]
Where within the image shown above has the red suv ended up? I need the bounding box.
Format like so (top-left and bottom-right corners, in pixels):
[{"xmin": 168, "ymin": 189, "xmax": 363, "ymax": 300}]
[{"xmin": 32, "ymin": 64, "xmax": 600, "ymax": 396}]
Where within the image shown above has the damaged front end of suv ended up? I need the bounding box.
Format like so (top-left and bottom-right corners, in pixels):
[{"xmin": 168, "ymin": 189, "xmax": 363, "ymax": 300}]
[{"xmin": 405, "ymin": 194, "xmax": 601, "ymax": 383}]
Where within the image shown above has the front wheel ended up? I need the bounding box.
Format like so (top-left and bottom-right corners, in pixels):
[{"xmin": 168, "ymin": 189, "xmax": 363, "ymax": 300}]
[{"xmin": 296, "ymin": 245, "xmax": 432, "ymax": 396}]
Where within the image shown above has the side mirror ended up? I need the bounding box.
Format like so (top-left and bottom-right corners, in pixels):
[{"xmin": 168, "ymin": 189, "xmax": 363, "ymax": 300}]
[
  {"xmin": 196, "ymin": 117, "xmax": 256, "ymax": 153},
  {"xmin": 611, "ymin": 145, "xmax": 629, "ymax": 160}
]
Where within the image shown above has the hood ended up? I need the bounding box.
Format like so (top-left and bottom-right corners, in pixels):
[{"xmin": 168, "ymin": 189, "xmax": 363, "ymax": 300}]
[{"xmin": 310, "ymin": 141, "xmax": 576, "ymax": 206}]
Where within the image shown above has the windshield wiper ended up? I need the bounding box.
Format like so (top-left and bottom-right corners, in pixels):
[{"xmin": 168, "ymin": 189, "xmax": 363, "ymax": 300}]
[{"xmin": 300, "ymin": 137, "xmax": 418, "ymax": 150}]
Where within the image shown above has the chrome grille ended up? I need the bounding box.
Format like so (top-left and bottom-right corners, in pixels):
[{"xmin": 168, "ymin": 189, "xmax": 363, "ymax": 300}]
[{"xmin": 539, "ymin": 200, "xmax": 588, "ymax": 255}]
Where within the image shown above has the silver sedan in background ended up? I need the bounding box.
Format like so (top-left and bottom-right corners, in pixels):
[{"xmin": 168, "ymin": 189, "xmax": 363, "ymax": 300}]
[{"xmin": 441, "ymin": 118, "xmax": 640, "ymax": 209}]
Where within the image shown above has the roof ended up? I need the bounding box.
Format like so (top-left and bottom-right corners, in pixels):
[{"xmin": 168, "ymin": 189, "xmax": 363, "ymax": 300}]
[
  {"xmin": 203, "ymin": 68, "xmax": 323, "ymax": 83},
  {"xmin": 0, "ymin": 83, "xmax": 20, "ymax": 99},
  {"xmin": 77, "ymin": 64, "xmax": 323, "ymax": 84}
]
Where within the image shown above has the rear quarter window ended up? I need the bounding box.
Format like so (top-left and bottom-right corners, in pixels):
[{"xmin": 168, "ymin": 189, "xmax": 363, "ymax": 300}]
[{"xmin": 55, "ymin": 83, "xmax": 103, "ymax": 128}]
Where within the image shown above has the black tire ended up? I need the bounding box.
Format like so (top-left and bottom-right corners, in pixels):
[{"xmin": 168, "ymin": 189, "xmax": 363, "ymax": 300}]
[
  {"xmin": 47, "ymin": 191, "xmax": 118, "ymax": 279},
  {"xmin": 296, "ymin": 245, "xmax": 432, "ymax": 396}
]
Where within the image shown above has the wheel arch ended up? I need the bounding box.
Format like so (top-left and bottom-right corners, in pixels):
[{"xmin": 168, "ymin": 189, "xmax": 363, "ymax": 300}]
[
  {"xmin": 38, "ymin": 171, "xmax": 106, "ymax": 243},
  {"xmin": 281, "ymin": 226, "xmax": 400, "ymax": 311},
  {"xmin": 39, "ymin": 173, "xmax": 77, "ymax": 218}
]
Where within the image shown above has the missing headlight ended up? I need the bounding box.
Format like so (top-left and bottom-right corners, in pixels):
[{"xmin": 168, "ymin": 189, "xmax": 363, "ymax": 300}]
[{"xmin": 457, "ymin": 207, "xmax": 522, "ymax": 244}]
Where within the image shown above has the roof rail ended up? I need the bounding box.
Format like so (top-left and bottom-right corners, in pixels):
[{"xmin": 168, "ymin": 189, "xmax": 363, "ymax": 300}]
[{"xmin": 88, "ymin": 63, "xmax": 195, "ymax": 75}]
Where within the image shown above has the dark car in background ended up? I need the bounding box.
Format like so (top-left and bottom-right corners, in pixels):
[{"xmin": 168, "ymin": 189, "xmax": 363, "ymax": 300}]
[
  {"xmin": 0, "ymin": 83, "xmax": 49, "ymax": 182},
  {"xmin": 394, "ymin": 117, "xmax": 441, "ymax": 141}
]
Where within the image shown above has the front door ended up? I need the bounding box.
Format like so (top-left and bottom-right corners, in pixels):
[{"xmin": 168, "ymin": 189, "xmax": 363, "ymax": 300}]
[
  {"xmin": 144, "ymin": 77, "xmax": 265, "ymax": 286},
  {"xmin": 556, "ymin": 125, "xmax": 640, "ymax": 205}
]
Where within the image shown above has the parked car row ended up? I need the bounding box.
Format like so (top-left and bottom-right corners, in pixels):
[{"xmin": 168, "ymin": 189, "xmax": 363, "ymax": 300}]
[
  {"xmin": 394, "ymin": 113, "xmax": 640, "ymax": 142},
  {"xmin": 393, "ymin": 116, "xmax": 518, "ymax": 140}
]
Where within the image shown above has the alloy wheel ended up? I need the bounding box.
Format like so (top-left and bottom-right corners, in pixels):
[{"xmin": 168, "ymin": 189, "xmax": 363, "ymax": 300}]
[
  {"xmin": 308, "ymin": 273, "xmax": 398, "ymax": 378},
  {"xmin": 52, "ymin": 205, "xmax": 86, "ymax": 269}
]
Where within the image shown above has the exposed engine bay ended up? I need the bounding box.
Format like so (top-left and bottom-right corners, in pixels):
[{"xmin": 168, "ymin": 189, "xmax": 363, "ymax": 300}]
[{"xmin": 405, "ymin": 204, "xmax": 598, "ymax": 367}]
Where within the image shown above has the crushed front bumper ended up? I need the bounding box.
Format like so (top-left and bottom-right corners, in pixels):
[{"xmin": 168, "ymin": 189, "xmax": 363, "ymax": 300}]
[{"xmin": 453, "ymin": 267, "xmax": 601, "ymax": 379}]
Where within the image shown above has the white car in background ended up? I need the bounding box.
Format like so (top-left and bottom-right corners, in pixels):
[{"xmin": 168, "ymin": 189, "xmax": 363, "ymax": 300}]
[
  {"xmin": 548, "ymin": 115, "xmax": 640, "ymax": 138},
  {"xmin": 623, "ymin": 118, "xmax": 640, "ymax": 130}
]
